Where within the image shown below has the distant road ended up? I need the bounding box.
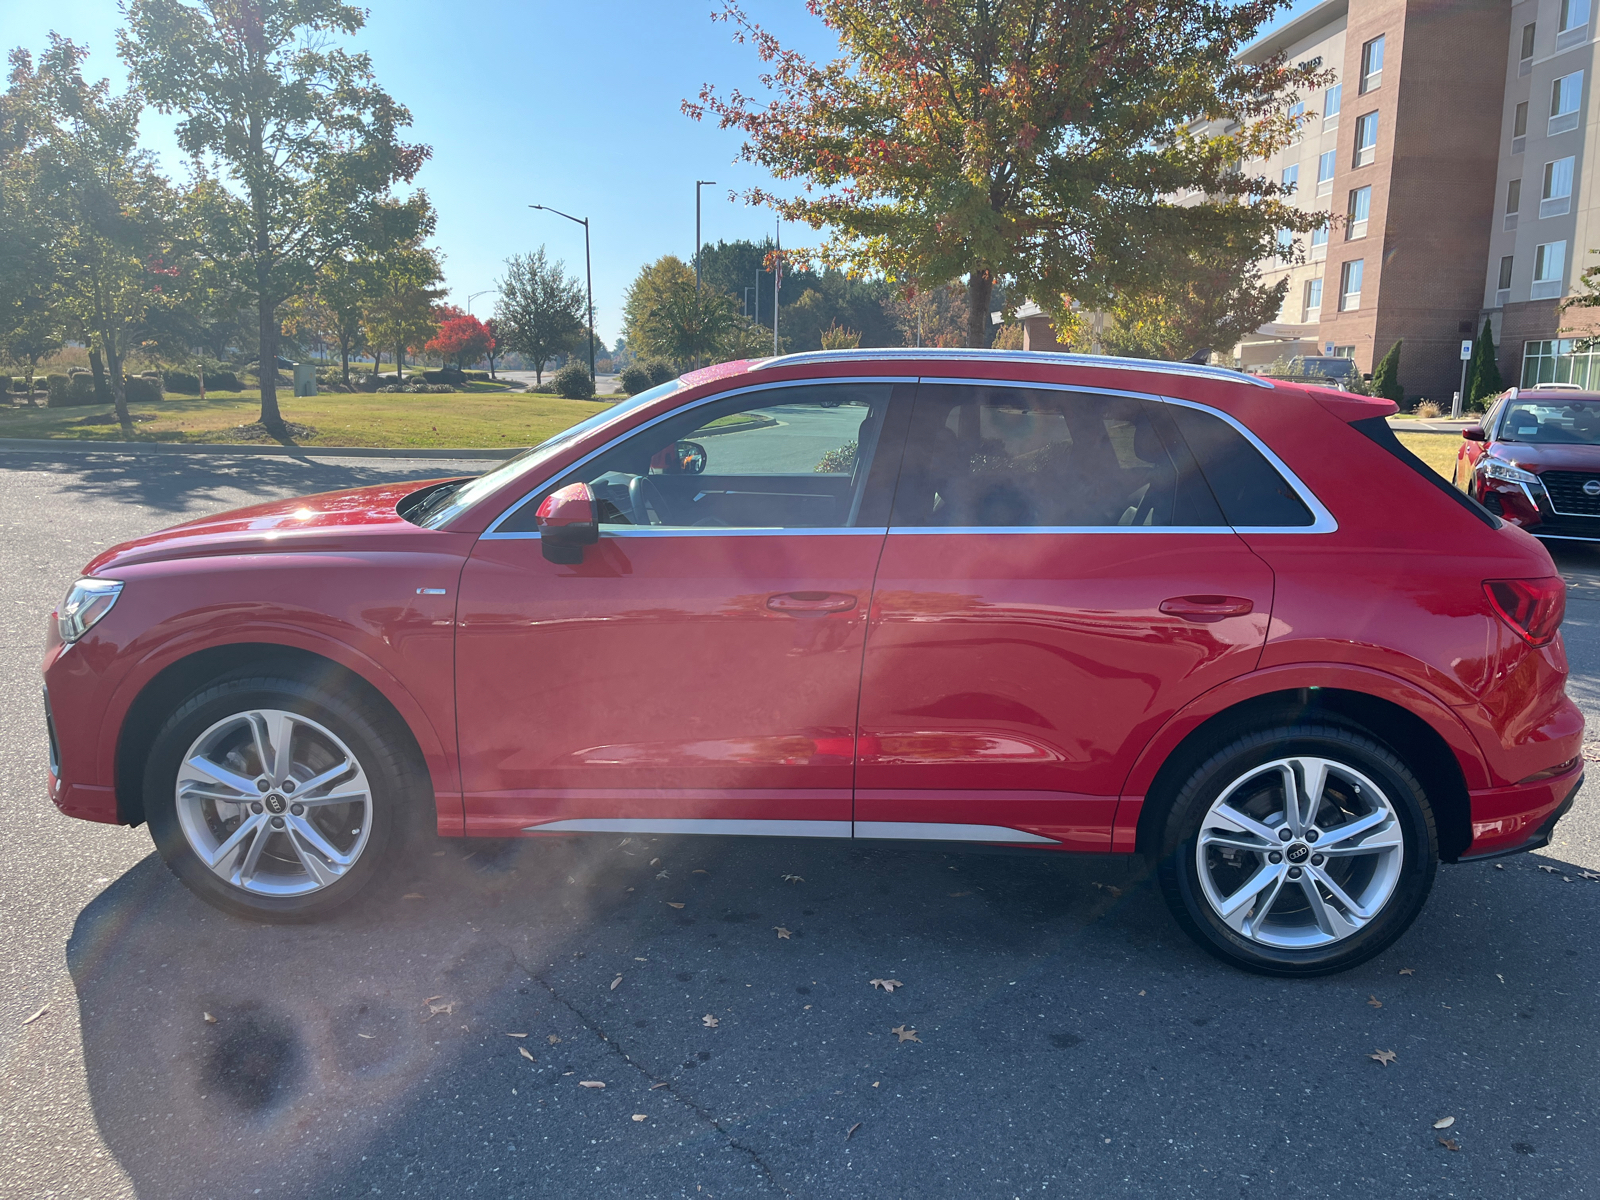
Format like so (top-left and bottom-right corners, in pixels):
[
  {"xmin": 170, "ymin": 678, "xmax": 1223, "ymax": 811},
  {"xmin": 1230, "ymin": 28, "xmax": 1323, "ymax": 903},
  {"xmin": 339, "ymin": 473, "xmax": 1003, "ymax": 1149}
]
[{"xmin": 498, "ymin": 369, "xmax": 623, "ymax": 396}]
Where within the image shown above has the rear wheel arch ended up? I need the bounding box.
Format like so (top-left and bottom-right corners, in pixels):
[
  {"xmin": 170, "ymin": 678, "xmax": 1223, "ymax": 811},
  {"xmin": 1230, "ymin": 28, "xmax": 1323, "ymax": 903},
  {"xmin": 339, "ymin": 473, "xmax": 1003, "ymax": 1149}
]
[
  {"xmin": 114, "ymin": 644, "xmax": 434, "ymax": 828},
  {"xmin": 1133, "ymin": 688, "xmax": 1473, "ymax": 863}
]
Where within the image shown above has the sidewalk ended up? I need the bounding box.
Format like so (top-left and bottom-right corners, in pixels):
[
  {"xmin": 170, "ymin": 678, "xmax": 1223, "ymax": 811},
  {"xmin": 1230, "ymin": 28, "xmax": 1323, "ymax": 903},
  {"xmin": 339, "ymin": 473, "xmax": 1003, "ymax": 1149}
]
[{"xmin": 0, "ymin": 437, "xmax": 511, "ymax": 460}]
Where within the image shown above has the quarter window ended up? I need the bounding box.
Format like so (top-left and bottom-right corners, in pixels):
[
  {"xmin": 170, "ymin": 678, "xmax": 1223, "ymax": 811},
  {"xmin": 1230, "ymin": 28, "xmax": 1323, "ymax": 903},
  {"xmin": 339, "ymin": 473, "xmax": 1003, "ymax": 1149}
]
[{"xmin": 1166, "ymin": 406, "xmax": 1315, "ymax": 528}]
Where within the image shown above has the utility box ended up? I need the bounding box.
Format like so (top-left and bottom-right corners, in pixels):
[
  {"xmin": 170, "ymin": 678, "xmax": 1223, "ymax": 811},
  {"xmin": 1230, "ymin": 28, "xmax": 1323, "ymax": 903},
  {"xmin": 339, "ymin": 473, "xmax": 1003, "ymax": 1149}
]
[{"xmin": 293, "ymin": 362, "xmax": 317, "ymax": 397}]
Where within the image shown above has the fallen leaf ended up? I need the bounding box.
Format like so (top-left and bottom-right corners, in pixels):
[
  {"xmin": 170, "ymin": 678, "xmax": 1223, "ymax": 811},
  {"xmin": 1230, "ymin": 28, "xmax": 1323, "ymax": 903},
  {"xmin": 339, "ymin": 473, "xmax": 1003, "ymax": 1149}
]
[
  {"xmin": 650, "ymin": 858, "xmax": 660, "ymax": 866},
  {"xmin": 891, "ymin": 1024, "xmax": 921, "ymax": 1044},
  {"xmin": 547, "ymin": 1035, "xmax": 562, "ymax": 1045},
  {"xmin": 432, "ymin": 850, "xmax": 446, "ymax": 856},
  {"xmin": 1538, "ymin": 864, "xmax": 1558, "ymax": 874},
  {"xmin": 804, "ymin": 1004, "xmax": 812, "ymax": 1010},
  {"xmin": 650, "ymin": 1082, "xmax": 670, "ymax": 1090},
  {"xmin": 203, "ymin": 1011, "xmax": 217, "ymax": 1024},
  {"xmin": 422, "ymin": 999, "xmax": 454, "ymax": 1021},
  {"xmin": 1581, "ymin": 870, "xmax": 1600, "ymax": 881},
  {"xmin": 612, "ymin": 975, "xmax": 623, "ymax": 990},
  {"xmin": 634, "ymin": 957, "xmax": 648, "ymax": 962},
  {"xmin": 1369, "ymin": 1049, "xmax": 1398, "ymax": 1066},
  {"xmin": 782, "ymin": 874, "xmax": 804, "ymax": 883},
  {"xmin": 667, "ymin": 902, "xmax": 686, "ymax": 909},
  {"xmin": 1437, "ymin": 1137, "xmax": 1460, "ymax": 1151},
  {"xmin": 870, "ymin": 979, "xmax": 903, "ymax": 993},
  {"xmin": 1368, "ymin": 995, "xmax": 1383, "ymax": 1008},
  {"xmin": 632, "ymin": 1114, "xmax": 647, "ymax": 1122},
  {"xmin": 403, "ymin": 893, "xmax": 425, "ymax": 900},
  {"xmin": 22, "ymin": 1005, "xmax": 51, "ymax": 1027},
  {"xmin": 1433, "ymin": 1116, "xmax": 1456, "ymax": 1130},
  {"xmin": 775, "ymin": 926, "xmax": 793, "ymax": 940},
  {"xmin": 846, "ymin": 1122, "xmax": 862, "ymax": 1140},
  {"xmin": 579, "ymin": 1080, "xmax": 605, "ymax": 1089},
  {"xmin": 1138, "ymin": 990, "xmax": 1146, "ymax": 996},
  {"xmin": 1399, "ymin": 968, "xmax": 1415, "ymax": 976},
  {"xmin": 357, "ymin": 1033, "xmax": 374, "ymax": 1039},
  {"xmin": 702, "ymin": 1014, "xmax": 720, "ymax": 1028},
  {"xmin": 1494, "ymin": 863, "xmax": 1505, "ymax": 870},
  {"xmin": 506, "ymin": 1032, "xmax": 528, "ymax": 1038},
  {"xmin": 872, "ymin": 1081, "xmax": 879, "ymax": 1087},
  {"xmin": 692, "ymin": 869, "xmax": 709, "ymax": 875},
  {"xmin": 656, "ymin": 870, "xmax": 669, "ymax": 880},
  {"xmin": 519, "ymin": 1046, "xmax": 536, "ymax": 1062}
]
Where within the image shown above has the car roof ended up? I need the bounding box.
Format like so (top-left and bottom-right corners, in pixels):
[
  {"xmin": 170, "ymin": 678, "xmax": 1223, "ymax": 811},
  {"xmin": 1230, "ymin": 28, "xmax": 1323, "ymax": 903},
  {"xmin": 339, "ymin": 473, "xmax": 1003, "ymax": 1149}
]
[
  {"xmin": 1514, "ymin": 387, "xmax": 1600, "ymax": 401},
  {"xmin": 734, "ymin": 347, "xmax": 1276, "ymax": 390}
]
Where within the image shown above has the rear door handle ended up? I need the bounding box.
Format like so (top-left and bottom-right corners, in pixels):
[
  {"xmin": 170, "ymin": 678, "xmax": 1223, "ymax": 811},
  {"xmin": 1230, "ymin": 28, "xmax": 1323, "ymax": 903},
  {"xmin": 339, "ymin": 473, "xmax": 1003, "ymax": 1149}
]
[
  {"xmin": 767, "ymin": 591, "xmax": 858, "ymax": 615},
  {"xmin": 1160, "ymin": 595, "xmax": 1255, "ymax": 621}
]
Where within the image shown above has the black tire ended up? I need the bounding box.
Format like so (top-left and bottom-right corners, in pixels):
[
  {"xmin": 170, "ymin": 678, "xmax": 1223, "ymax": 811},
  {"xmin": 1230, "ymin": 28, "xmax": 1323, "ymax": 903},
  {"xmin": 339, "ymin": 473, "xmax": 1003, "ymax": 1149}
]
[
  {"xmin": 143, "ymin": 673, "xmax": 422, "ymax": 922},
  {"xmin": 1154, "ymin": 723, "xmax": 1437, "ymax": 977}
]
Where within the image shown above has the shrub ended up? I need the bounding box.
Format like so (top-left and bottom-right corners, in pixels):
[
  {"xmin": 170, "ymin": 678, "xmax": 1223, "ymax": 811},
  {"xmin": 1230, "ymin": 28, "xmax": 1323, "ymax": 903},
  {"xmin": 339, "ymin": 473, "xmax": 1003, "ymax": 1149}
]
[
  {"xmin": 164, "ymin": 369, "xmax": 201, "ymax": 394},
  {"xmin": 619, "ymin": 363, "xmax": 652, "ymax": 395},
  {"xmin": 45, "ymin": 374, "xmax": 73, "ymax": 406},
  {"xmin": 552, "ymin": 361, "xmax": 596, "ymax": 399},
  {"xmin": 643, "ymin": 358, "xmax": 677, "ymax": 387},
  {"xmin": 1371, "ymin": 339, "xmax": 1404, "ymax": 404},
  {"xmin": 422, "ymin": 367, "xmax": 467, "ymax": 386},
  {"xmin": 206, "ymin": 370, "xmax": 240, "ymax": 392},
  {"xmin": 124, "ymin": 375, "xmax": 163, "ymax": 403},
  {"xmin": 68, "ymin": 374, "xmax": 96, "ymax": 404},
  {"xmin": 0, "ymin": 375, "xmax": 9, "ymax": 395},
  {"xmin": 1415, "ymin": 400, "xmax": 1441, "ymax": 419},
  {"xmin": 465, "ymin": 370, "xmax": 490, "ymax": 382}
]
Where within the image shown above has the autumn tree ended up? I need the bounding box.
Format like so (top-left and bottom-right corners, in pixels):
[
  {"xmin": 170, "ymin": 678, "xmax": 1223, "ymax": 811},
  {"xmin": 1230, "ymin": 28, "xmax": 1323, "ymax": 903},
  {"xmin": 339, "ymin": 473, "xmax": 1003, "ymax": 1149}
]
[
  {"xmin": 689, "ymin": 0, "xmax": 1324, "ymax": 348},
  {"xmin": 496, "ymin": 247, "xmax": 584, "ymax": 385},
  {"xmin": 1098, "ymin": 249, "xmax": 1288, "ymax": 362},
  {"xmin": 426, "ymin": 311, "xmax": 493, "ymax": 371},
  {"xmin": 121, "ymin": 0, "xmax": 429, "ymax": 432},
  {"xmin": 482, "ymin": 317, "xmax": 504, "ymax": 379}
]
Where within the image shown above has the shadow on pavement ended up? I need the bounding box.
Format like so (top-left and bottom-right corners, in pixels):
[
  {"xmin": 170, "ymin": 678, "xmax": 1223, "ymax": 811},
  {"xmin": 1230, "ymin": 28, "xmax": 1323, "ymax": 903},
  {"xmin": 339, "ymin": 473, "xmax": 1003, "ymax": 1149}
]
[{"xmin": 65, "ymin": 826, "xmax": 1600, "ymax": 1199}]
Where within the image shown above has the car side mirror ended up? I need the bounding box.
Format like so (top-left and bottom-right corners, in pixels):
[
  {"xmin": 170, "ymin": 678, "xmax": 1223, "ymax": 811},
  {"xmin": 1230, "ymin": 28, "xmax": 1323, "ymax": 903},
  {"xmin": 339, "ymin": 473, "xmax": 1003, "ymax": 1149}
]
[
  {"xmin": 535, "ymin": 482, "xmax": 600, "ymax": 564},
  {"xmin": 674, "ymin": 440, "xmax": 707, "ymax": 475},
  {"xmin": 1462, "ymin": 427, "xmax": 1488, "ymax": 442}
]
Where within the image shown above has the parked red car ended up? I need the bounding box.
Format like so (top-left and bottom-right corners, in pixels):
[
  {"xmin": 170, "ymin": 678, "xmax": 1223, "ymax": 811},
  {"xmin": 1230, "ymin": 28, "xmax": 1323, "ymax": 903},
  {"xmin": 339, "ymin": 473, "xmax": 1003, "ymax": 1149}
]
[
  {"xmin": 42, "ymin": 351, "xmax": 1583, "ymax": 975},
  {"xmin": 1455, "ymin": 386, "xmax": 1600, "ymax": 544}
]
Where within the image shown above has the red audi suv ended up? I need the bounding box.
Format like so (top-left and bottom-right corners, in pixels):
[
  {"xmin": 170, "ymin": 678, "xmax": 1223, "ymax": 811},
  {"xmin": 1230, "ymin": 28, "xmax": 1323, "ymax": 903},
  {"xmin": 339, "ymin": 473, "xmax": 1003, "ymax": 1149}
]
[
  {"xmin": 1456, "ymin": 386, "xmax": 1600, "ymax": 543},
  {"xmin": 41, "ymin": 350, "xmax": 1583, "ymax": 975}
]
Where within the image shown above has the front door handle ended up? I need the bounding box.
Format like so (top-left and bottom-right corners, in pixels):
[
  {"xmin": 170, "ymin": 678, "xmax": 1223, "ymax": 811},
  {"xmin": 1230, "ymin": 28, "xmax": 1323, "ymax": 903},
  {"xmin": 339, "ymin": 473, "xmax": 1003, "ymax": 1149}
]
[
  {"xmin": 767, "ymin": 591, "xmax": 858, "ymax": 615},
  {"xmin": 1160, "ymin": 595, "xmax": 1255, "ymax": 621}
]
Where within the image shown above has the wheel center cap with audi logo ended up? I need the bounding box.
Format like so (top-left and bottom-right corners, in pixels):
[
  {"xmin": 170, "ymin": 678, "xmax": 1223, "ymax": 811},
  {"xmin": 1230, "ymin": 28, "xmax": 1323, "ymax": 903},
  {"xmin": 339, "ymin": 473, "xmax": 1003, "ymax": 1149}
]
[
  {"xmin": 264, "ymin": 793, "xmax": 287, "ymax": 814},
  {"xmin": 1583, "ymin": 479, "xmax": 1600, "ymax": 496},
  {"xmin": 1286, "ymin": 842, "xmax": 1311, "ymax": 865}
]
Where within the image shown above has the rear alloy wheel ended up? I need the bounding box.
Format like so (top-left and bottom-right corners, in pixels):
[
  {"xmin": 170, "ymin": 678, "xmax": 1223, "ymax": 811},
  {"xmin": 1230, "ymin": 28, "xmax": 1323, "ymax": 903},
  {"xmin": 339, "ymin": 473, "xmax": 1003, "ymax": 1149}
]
[
  {"xmin": 1157, "ymin": 725, "xmax": 1437, "ymax": 975},
  {"xmin": 145, "ymin": 674, "xmax": 417, "ymax": 921}
]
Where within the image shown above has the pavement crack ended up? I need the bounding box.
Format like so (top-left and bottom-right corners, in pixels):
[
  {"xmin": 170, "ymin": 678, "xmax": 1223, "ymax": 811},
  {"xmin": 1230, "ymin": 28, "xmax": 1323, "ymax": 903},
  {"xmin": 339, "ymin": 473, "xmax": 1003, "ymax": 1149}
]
[{"xmin": 495, "ymin": 938, "xmax": 792, "ymax": 1196}]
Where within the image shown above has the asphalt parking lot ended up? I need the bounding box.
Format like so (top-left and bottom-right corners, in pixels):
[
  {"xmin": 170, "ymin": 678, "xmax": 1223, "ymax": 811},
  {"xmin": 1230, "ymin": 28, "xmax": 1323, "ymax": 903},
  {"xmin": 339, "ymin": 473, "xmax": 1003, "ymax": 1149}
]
[{"xmin": 2, "ymin": 446, "xmax": 1599, "ymax": 1200}]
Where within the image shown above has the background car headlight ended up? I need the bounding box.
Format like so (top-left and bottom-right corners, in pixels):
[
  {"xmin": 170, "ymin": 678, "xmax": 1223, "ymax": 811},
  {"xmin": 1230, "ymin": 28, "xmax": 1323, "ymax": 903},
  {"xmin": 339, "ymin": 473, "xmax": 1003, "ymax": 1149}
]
[
  {"xmin": 57, "ymin": 578, "xmax": 123, "ymax": 643},
  {"xmin": 1484, "ymin": 459, "xmax": 1543, "ymax": 487}
]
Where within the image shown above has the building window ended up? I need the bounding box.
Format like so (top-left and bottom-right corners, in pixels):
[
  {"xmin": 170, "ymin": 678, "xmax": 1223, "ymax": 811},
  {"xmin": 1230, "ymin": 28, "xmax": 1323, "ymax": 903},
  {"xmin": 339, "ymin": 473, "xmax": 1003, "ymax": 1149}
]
[
  {"xmin": 1311, "ymin": 225, "xmax": 1329, "ymax": 260},
  {"xmin": 1523, "ymin": 338, "xmax": 1600, "ymax": 386},
  {"xmin": 1542, "ymin": 156, "xmax": 1575, "ymax": 217},
  {"xmin": 1496, "ymin": 255, "xmax": 1514, "ymax": 306},
  {"xmin": 1513, "ymin": 100, "xmax": 1530, "ymax": 158},
  {"xmin": 1523, "ymin": 21, "xmax": 1538, "ymax": 60},
  {"xmin": 1324, "ymin": 83, "xmax": 1342, "ymax": 127},
  {"xmin": 1281, "ymin": 164, "xmax": 1299, "ymax": 194},
  {"xmin": 1288, "ymin": 100, "xmax": 1305, "ymax": 143},
  {"xmin": 1532, "ymin": 239, "xmax": 1567, "ymax": 298},
  {"xmin": 1559, "ymin": 0, "xmax": 1590, "ymax": 48},
  {"xmin": 1360, "ymin": 35, "xmax": 1384, "ymax": 93},
  {"xmin": 1353, "ymin": 112, "xmax": 1379, "ymax": 167},
  {"xmin": 1333, "ymin": 345, "xmax": 1356, "ymax": 359},
  {"xmin": 1339, "ymin": 259, "xmax": 1364, "ymax": 311},
  {"xmin": 1303, "ymin": 278, "xmax": 1323, "ymax": 322},
  {"xmin": 1346, "ymin": 186, "xmax": 1372, "ymax": 239},
  {"xmin": 1506, "ymin": 178, "xmax": 1522, "ymax": 230},
  {"xmin": 1550, "ymin": 71, "xmax": 1584, "ymax": 135},
  {"xmin": 1317, "ymin": 149, "xmax": 1336, "ymax": 196}
]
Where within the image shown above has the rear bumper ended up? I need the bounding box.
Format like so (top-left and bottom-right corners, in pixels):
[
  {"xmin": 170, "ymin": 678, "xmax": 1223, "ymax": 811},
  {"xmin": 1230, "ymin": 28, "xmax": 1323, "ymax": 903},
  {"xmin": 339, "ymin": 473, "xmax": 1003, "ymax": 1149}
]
[{"xmin": 1459, "ymin": 763, "xmax": 1583, "ymax": 861}]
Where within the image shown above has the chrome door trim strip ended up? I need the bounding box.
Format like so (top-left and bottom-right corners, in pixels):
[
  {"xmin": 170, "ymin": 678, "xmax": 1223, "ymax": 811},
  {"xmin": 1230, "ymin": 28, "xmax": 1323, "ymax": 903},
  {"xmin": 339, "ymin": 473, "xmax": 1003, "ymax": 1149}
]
[
  {"xmin": 885, "ymin": 525, "xmax": 1242, "ymax": 535},
  {"xmin": 522, "ymin": 817, "xmax": 853, "ymax": 838},
  {"xmin": 853, "ymin": 821, "xmax": 1061, "ymax": 844},
  {"xmin": 483, "ymin": 375, "xmax": 915, "ymax": 536},
  {"xmin": 750, "ymin": 347, "xmax": 1277, "ymax": 389},
  {"xmin": 483, "ymin": 526, "xmax": 891, "ymax": 541}
]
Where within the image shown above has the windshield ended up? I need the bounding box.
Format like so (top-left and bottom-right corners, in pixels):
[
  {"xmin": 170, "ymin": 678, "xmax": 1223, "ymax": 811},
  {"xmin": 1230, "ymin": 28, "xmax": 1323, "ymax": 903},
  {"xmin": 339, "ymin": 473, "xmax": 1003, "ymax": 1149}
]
[
  {"xmin": 1498, "ymin": 398, "xmax": 1600, "ymax": 445},
  {"xmin": 413, "ymin": 381, "xmax": 682, "ymax": 529}
]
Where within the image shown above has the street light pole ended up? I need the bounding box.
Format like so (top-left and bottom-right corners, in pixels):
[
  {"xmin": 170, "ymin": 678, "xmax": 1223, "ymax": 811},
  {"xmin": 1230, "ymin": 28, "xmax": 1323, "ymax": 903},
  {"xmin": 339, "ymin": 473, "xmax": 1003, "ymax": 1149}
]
[
  {"xmin": 529, "ymin": 204, "xmax": 596, "ymax": 384},
  {"xmin": 695, "ymin": 180, "xmax": 716, "ymax": 370},
  {"xmin": 465, "ymin": 289, "xmax": 491, "ymax": 318}
]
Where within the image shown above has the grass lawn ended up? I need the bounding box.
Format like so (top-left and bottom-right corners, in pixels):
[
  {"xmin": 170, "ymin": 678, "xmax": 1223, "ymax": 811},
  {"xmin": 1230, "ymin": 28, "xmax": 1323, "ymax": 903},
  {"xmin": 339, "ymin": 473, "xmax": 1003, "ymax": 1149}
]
[
  {"xmin": 1395, "ymin": 431, "xmax": 1461, "ymax": 480},
  {"xmin": 0, "ymin": 389, "xmax": 611, "ymax": 450}
]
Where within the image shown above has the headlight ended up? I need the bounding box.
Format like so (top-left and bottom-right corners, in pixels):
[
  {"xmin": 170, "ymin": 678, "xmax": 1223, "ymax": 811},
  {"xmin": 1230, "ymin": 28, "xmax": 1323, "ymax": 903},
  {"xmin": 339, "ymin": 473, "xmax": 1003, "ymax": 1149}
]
[
  {"xmin": 57, "ymin": 578, "xmax": 123, "ymax": 643},
  {"xmin": 1484, "ymin": 459, "xmax": 1543, "ymax": 487}
]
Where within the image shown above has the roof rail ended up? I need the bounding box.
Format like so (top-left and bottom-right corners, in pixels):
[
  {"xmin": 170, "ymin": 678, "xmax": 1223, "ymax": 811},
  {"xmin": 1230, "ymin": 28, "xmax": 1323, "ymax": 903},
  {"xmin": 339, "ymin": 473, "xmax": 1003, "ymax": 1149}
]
[{"xmin": 745, "ymin": 346, "xmax": 1275, "ymax": 389}]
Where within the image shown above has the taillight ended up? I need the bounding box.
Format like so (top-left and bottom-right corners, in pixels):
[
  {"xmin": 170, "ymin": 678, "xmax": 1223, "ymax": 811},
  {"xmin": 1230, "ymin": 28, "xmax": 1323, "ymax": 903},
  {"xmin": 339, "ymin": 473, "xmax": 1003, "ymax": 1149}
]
[{"xmin": 1483, "ymin": 576, "xmax": 1566, "ymax": 647}]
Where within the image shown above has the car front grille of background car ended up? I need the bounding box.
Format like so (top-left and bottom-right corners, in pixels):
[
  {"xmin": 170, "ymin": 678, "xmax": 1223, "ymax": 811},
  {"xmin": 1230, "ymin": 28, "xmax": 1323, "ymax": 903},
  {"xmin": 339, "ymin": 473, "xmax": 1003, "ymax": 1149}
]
[{"xmin": 1540, "ymin": 471, "xmax": 1600, "ymax": 517}]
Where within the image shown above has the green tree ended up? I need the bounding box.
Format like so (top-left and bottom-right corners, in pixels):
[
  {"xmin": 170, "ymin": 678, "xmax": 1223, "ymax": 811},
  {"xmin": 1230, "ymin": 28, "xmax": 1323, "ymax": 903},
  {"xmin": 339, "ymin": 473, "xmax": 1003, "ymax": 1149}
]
[
  {"xmin": 0, "ymin": 51, "xmax": 55, "ymax": 399},
  {"xmin": 691, "ymin": 0, "xmax": 1325, "ymax": 347},
  {"xmin": 1371, "ymin": 339, "xmax": 1404, "ymax": 404},
  {"xmin": 362, "ymin": 242, "xmax": 444, "ymax": 381},
  {"xmin": 497, "ymin": 247, "xmax": 586, "ymax": 384},
  {"xmin": 624, "ymin": 255, "xmax": 761, "ymax": 367},
  {"xmin": 3, "ymin": 302, "xmax": 63, "ymax": 405},
  {"xmin": 1465, "ymin": 317, "xmax": 1504, "ymax": 406},
  {"xmin": 1101, "ymin": 250, "xmax": 1288, "ymax": 362},
  {"xmin": 121, "ymin": 0, "xmax": 430, "ymax": 431}
]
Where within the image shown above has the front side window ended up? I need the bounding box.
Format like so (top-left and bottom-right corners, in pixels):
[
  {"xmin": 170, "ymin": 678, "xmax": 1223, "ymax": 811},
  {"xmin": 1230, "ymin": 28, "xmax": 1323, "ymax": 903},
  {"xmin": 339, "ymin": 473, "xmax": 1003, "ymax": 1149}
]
[
  {"xmin": 889, "ymin": 386, "xmax": 1225, "ymax": 529},
  {"xmin": 1360, "ymin": 35, "xmax": 1385, "ymax": 92},
  {"xmin": 1339, "ymin": 259, "xmax": 1364, "ymax": 310},
  {"xmin": 1347, "ymin": 186, "xmax": 1372, "ymax": 239},
  {"xmin": 1354, "ymin": 112, "xmax": 1379, "ymax": 166},
  {"xmin": 507, "ymin": 383, "xmax": 896, "ymax": 532}
]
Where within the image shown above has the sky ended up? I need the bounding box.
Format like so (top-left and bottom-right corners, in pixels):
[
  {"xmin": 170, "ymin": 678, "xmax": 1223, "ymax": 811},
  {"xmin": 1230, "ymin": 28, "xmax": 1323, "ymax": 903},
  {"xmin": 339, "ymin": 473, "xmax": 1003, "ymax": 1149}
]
[{"xmin": 1, "ymin": 0, "xmax": 1325, "ymax": 346}]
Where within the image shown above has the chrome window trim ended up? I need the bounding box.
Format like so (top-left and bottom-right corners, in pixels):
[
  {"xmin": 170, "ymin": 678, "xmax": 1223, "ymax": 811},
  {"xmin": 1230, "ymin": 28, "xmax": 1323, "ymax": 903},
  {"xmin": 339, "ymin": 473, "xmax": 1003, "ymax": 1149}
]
[
  {"xmin": 904, "ymin": 376, "xmax": 1338, "ymax": 535},
  {"xmin": 747, "ymin": 347, "xmax": 1276, "ymax": 389},
  {"xmin": 481, "ymin": 375, "xmax": 916, "ymax": 537}
]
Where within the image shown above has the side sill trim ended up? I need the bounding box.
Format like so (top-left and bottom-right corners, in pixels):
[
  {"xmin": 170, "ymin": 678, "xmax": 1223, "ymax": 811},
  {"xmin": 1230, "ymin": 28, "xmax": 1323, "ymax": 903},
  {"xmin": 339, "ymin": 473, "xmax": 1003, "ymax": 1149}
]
[
  {"xmin": 854, "ymin": 821, "xmax": 1060, "ymax": 844},
  {"xmin": 523, "ymin": 818, "xmax": 852, "ymax": 838}
]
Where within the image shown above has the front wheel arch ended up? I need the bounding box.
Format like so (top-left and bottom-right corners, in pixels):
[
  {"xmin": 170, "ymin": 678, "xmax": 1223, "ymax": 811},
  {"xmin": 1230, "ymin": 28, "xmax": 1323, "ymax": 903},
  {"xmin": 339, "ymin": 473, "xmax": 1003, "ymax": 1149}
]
[{"xmin": 115, "ymin": 644, "xmax": 434, "ymax": 829}]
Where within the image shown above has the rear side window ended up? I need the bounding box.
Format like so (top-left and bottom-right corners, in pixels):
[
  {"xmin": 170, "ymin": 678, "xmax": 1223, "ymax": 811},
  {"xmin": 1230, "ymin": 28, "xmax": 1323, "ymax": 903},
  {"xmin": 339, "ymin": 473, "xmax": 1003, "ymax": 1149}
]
[{"xmin": 1166, "ymin": 405, "xmax": 1315, "ymax": 527}]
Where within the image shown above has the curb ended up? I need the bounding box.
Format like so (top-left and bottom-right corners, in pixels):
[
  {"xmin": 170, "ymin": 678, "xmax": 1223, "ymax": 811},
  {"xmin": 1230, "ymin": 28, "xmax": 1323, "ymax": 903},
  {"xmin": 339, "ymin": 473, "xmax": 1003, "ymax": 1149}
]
[{"xmin": 0, "ymin": 437, "xmax": 514, "ymax": 460}]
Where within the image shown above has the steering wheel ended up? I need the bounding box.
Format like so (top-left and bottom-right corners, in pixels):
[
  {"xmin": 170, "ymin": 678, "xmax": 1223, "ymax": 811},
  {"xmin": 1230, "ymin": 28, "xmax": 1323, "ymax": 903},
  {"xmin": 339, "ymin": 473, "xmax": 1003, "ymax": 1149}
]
[{"xmin": 628, "ymin": 474, "xmax": 671, "ymax": 526}]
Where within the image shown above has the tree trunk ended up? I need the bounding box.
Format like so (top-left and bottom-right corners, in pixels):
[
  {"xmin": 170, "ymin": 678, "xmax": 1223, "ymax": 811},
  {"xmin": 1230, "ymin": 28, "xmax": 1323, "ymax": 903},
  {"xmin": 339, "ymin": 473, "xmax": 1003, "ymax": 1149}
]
[
  {"xmin": 966, "ymin": 270, "xmax": 994, "ymax": 349},
  {"xmin": 23, "ymin": 367, "xmax": 37, "ymax": 407},
  {"xmin": 88, "ymin": 346, "xmax": 109, "ymax": 404},
  {"xmin": 396, "ymin": 341, "xmax": 404, "ymax": 382},
  {"xmin": 339, "ymin": 339, "xmax": 350, "ymax": 385},
  {"xmin": 105, "ymin": 340, "xmax": 132, "ymax": 436},
  {"xmin": 258, "ymin": 293, "xmax": 282, "ymax": 431}
]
